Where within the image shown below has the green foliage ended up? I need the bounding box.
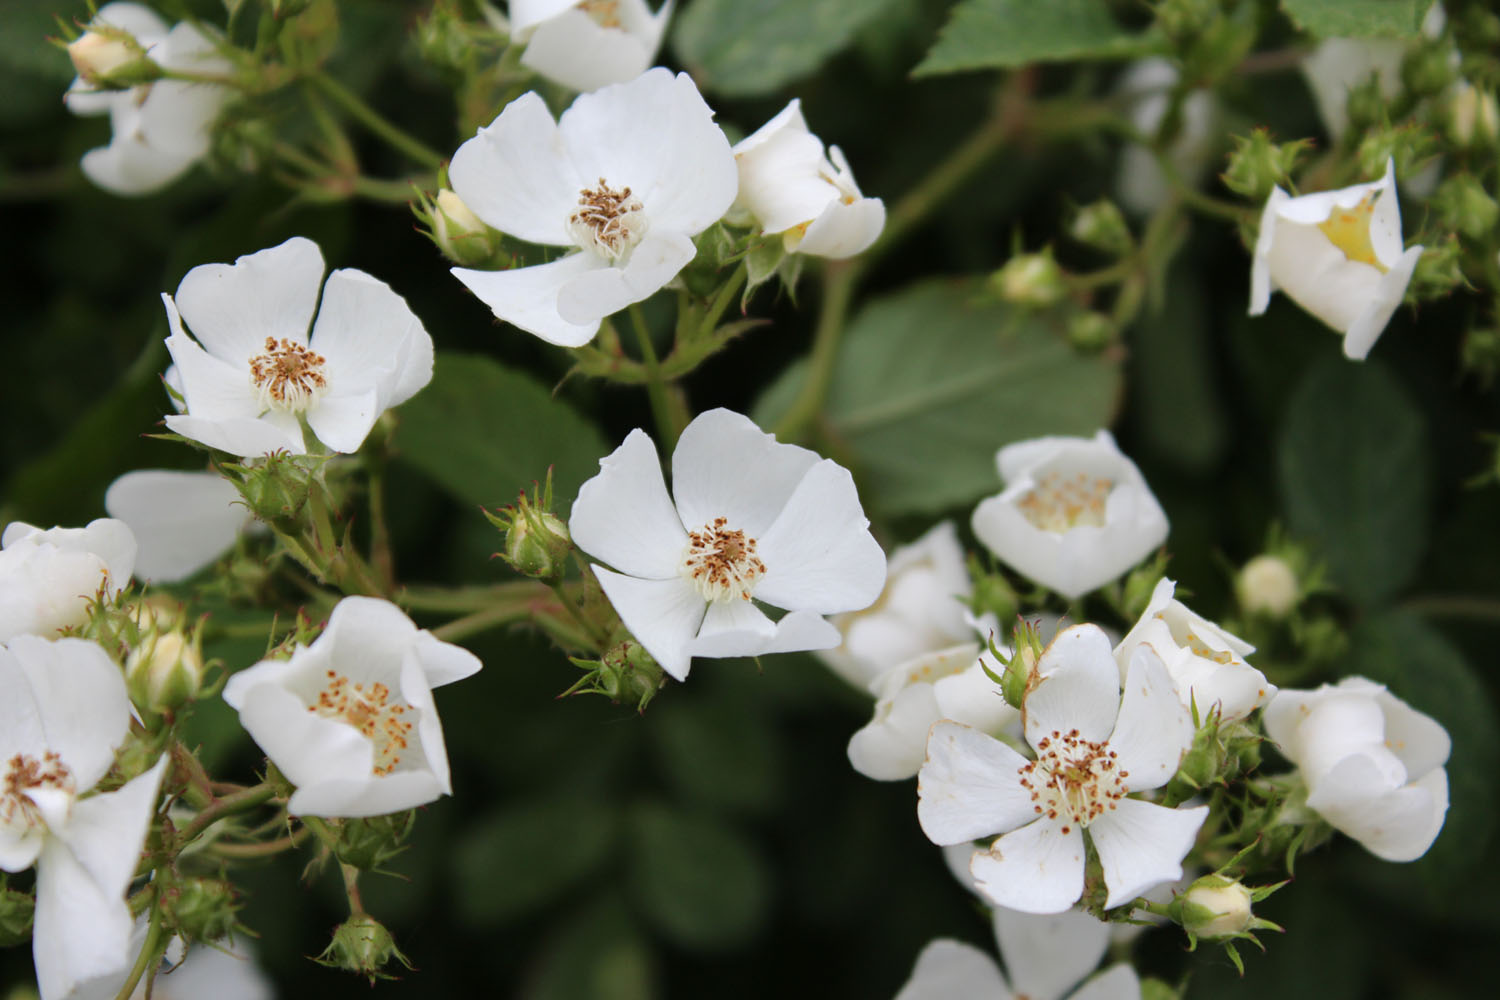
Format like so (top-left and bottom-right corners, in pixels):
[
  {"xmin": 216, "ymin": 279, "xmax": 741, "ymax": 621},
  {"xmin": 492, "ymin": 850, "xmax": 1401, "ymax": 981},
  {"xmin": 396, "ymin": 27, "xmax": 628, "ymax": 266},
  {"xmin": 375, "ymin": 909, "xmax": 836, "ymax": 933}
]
[
  {"xmin": 648, "ymin": 696, "xmax": 782, "ymax": 817},
  {"xmin": 754, "ymin": 280, "xmax": 1122, "ymax": 516},
  {"xmin": 673, "ymin": 0, "xmax": 906, "ymax": 97},
  {"xmin": 393, "ymin": 353, "xmax": 607, "ymax": 511},
  {"xmin": 1280, "ymin": 0, "xmax": 1437, "ymax": 38},
  {"xmin": 914, "ymin": 0, "xmax": 1158, "ymax": 76},
  {"xmin": 1276, "ymin": 358, "xmax": 1428, "ymax": 607},
  {"xmin": 529, "ymin": 895, "xmax": 656, "ymax": 1000}
]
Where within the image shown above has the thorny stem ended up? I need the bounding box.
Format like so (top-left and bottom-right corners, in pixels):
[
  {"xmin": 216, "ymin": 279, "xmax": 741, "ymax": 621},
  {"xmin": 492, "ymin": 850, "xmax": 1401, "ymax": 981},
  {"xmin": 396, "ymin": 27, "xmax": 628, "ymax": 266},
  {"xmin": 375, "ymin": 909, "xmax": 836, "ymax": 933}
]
[
  {"xmin": 308, "ymin": 72, "xmax": 444, "ymax": 169},
  {"xmin": 177, "ymin": 782, "xmax": 279, "ymax": 848}
]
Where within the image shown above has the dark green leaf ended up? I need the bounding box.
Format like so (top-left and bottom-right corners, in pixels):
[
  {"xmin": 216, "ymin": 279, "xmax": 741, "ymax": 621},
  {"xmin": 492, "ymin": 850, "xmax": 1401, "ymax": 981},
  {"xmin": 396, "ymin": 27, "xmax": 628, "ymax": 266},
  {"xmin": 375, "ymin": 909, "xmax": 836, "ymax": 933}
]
[
  {"xmin": 915, "ymin": 0, "xmax": 1158, "ymax": 77},
  {"xmin": 1277, "ymin": 358, "xmax": 1428, "ymax": 606},
  {"xmin": 529, "ymin": 894, "xmax": 656, "ymax": 1000},
  {"xmin": 1280, "ymin": 0, "xmax": 1436, "ymax": 38},
  {"xmin": 450, "ymin": 795, "xmax": 619, "ymax": 926},
  {"xmin": 394, "ymin": 353, "xmax": 607, "ymax": 511},
  {"xmin": 626, "ymin": 802, "xmax": 770, "ymax": 951},
  {"xmin": 753, "ymin": 280, "xmax": 1122, "ymax": 516},
  {"xmin": 673, "ymin": 0, "xmax": 906, "ymax": 97},
  {"xmin": 648, "ymin": 697, "xmax": 781, "ymax": 817}
]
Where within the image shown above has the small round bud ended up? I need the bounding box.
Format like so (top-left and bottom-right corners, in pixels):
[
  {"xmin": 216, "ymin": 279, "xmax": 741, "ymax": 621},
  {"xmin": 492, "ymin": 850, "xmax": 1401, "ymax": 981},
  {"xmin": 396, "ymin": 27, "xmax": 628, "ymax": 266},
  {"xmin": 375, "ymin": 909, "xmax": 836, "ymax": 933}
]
[
  {"xmin": 0, "ymin": 882, "xmax": 34, "ymax": 947},
  {"xmin": 1068, "ymin": 199, "xmax": 1132, "ymax": 256},
  {"xmin": 1405, "ymin": 238, "xmax": 1466, "ymax": 302},
  {"xmin": 1179, "ymin": 878, "xmax": 1255, "ymax": 939},
  {"xmin": 165, "ymin": 876, "xmax": 238, "ymax": 943},
  {"xmin": 505, "ymin": 511, "xmax": 571, "ymax": 582},
  {"xmin": 333, "ymin": 811, "xmax": 418, "ymax": 871},
  {"xmin": 1066, "ymin": 310, "xmax": 1116, "ymax": 353},
  {"xmin": 427, "ymin": 189, "xmax": 504, "ymax": 267},
  {"xmin": 1401, "ymin": 41, "xmax": 1454, "ymax": 99},
  {"xmin": 1236, "ymin": 554, "xmax": 1298, "ymax": 618},
  {"xmin": 1433, "ymin": 174, "xmax": 1500, "ymax": 241},
  {"xmin": 1448, "ymin": 82, "xmax": 1499, "ymax": 148},
  {"xmin": 67, "ymin": 28, "xmax": 158, "ymax": 88},
  {"xmin": 1222, "ymin": 130, "xmax": 1310, "ymax": 203},
  {"xmin": 316, "ymin": 915, "xmax": 413, "ymax": 984},
  {"xmin": 126, "ymin": 629, "xmax": 205, "ymax": 713},
  {"xmin": 991, "ymin": 250, "xmax": 1067, "ymax": 308},
  {"xmin": 224, "ymin": 453, "xmax": 317, "ymax": 523}
]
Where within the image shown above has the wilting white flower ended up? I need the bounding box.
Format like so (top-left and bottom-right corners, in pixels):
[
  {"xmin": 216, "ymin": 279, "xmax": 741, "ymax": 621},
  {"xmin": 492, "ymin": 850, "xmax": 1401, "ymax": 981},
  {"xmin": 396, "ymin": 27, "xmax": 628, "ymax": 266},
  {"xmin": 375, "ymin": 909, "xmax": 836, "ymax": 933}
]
[
  {"xmin": 510, "ymin": 0, "xmax": 673, "ymax": 93},
  {"xmin": 1264, "ymin": 677, "xmax": 1449, "ymax": 862},
  {"xmin": 449, "ymin": 68, "xmax": 737, "ymax": 347},
  {"xmin": 1115, "ymin": 578, "xmax": 1274, "ymax": 723},
  {"xmin": 0, "ymin": 520, "xmax": 137, "ymax": 642},
  {"xmin": 1114, "ymin": 58, "xmax": 1221, "ymax": 215},
  {"xmin": 223, "ymin": 597, "xmax": 482, "ymax": 818},
  {"xmin": 920, "ymin": 625, "xmax": 1204, "ymax": 914},
  {"xmin": 731, "ymin": 99, "xmax": 885, "ymax": 259},
  {"xmin": 896, "ymin": 905, "xmax": 1139, "ymax": 1000},
  {"xmin": 64, "ymin": 2, "xmax": 229, "ymax": 196},
  {"xmin": 971, "ymin": 432, "xmax": 1168, "ymax": 600},
  {"xmin": 0, "ymin": 635, "xmax": 167, "ymax": 1000},
  {"xmin": 163, "ymin": 237, "xmax": 434, "ymax": 458},
  {"xmin": 817, "ymin": 521, "xmax": 973, "ymax": 690},
  {"xmin": 848, "ymin": 644, "xmax": 1018, "ymax": 781},
  {"xmin": 1249, "ymin": 158, "xmax": 1423, "ymax": 360},
  {"xmin": 105, "ymin": 470, "xmax": 249, "ymax": 583},
  {"xmin": 569, "ymin": 408, "xmax": 886, "ymax": 681}
]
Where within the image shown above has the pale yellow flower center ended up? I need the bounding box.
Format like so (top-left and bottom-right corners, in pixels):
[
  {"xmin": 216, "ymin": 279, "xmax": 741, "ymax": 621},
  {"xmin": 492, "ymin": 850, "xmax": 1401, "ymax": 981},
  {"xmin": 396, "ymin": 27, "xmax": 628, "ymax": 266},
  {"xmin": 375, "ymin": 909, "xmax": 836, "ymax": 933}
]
[
  {"xmin": 1, "ymin": 751, "xmax": 74, "ymax": 831},
  {"xmin": 249, "ymin": 337, "xmax": 328, "ymax": 413},
  {"xmin": 680, "ymin": 517, "xmax": 766, "ymax": 603},
  {"xmin": 1016, "ymin": 471, "xmax": 1113, "ymax": 533},
  {"xmin": 568, "ymin": 178, "xmax": 648, "ymax": 261},
  {"xmin": 1018, "ymin": 728, "xmax": 1127, "ymax": 835},
  {"xmin": 1317, "ymin": 193, "xmax": 1388, "ymax": 273},
  {"xmin": 307, "ymin": 670, "xmax": 413, "ymax": 776},
  {"xmin": 577, "ymin": 0, "xmax": 622, "ymax": 29}
]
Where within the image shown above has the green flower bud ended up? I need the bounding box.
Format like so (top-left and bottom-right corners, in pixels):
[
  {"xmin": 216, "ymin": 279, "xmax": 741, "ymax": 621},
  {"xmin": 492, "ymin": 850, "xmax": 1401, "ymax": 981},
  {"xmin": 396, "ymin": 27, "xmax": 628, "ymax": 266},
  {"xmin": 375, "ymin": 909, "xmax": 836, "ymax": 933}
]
[
  {"xmin": 966, "ymin": 560, "xmax": 1018, "ymax": 623},
  {"xmin": 1355, "ymin": 124, "xmax": 1438, "ymax": 188},
  {"xmin": 67, "ymin": 27, "xmax": 160, "ymax": 89},
  {"xmin": 1433, "ymin": 174, "xmax": 1500, "ymax": 241},
  {"xmin": 332, "ymin": 811, "xmax": 418, "ymax": 871},
  {"xmin": 1067, "ymin": 310, "xmax": 1117, "ymax": 353},
  {"xmin": 0, "ymin": 880, "xmax": 34, "ymax": 947},
  {"xmin": 1401, "ymin": 41, "xmax": 1455, "ymax": 99},
  {"xmin": 1447, "ymin": 82, "xmax": 1500, "ymax": 148},
  {"xmin": 991, "ymin": 249, "xmax": 1067, "ymax": 308},
  {"xmin": 484, "ymin": 471, "xmax": 573, "ymax": 583},
  {"xmin": 221, "ymin": 453, "xmax": 321, "ymax": 524},
  {"xmin": 1177, "ymin": 876, "xmax": 1255, "ymax": 938},
  {"xmin": 422, "ymin": 189, "xmax": 506, "ymax": 268},
  {"xmin": 1404, "ymin": 237, "xmax": 1466, "ymax": 303},
  {"xmin": 126, "ymin": 628, "xmax": 205, "ymax": 714},
  {"xmin": 1222, "ymin": 130, "xmax": 1310, "ymax": 203},
  {"xmin": 1461, "ymin": 325, "xmax": 1500, "ymax": 385},
  {"xmin": 565, "ymin": 640, "xmax": 666, "ymax": 712},
  {"xmin": 1068, "ymin": 199, "xmax": 1132, "ymax": 257},
  {"xmin": 998, "ymin": 619, "xmax": 1045, "ymax": 710},
  {"xmin": 164, "ymin": 876, "xmax": 238, "ymax": 944},
  {"xmin": 1236, "ymin": 554, "xmax": 1299, "ymax": 618},
  {"xmin": 316, "ymin": 915, "xmax": 413, "ymax": 984}
]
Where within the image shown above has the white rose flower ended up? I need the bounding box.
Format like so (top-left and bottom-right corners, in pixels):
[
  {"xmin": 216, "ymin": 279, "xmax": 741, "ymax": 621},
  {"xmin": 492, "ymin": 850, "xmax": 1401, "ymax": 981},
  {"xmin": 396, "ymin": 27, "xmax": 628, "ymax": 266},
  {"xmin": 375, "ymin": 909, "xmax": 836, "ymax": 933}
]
[
  {"xmin": 731, "ymin": 99, "xmax": 885, "ymax": 259},
  {"xmin": 449, "ymin": 68, "xmax": 737, "ymax": 347},
  {"xmin": 817, "ymin": 520, "xmax": 973, "ymax": 690},
  {"xmin": 970, "ymin": 432, "xmax": 1168, "ymax": 600},
  {"xmin": 223, "ymin": 597, "xmax": 482, "ymax": 818},
  {"xmin": 919, "ymin": 625, "xmax": 1205, "ymax": 914},
  {"xmin": 1249, "ymin": 158, "xmax": 1423, "ymax": 360},
  {"xmin": 0, "ymin": 635, "xmax": 167, "ymax": 1000},
  {"xmin": 896, "ymin": 905, "xmax": 1139, "ymax": 1000},
  {"xmin": 105, "ymin": 470, "xmax": 250, "ymax": 583},
  {"xmin": 510, "ymin": 0, "xmax": 673, "ymax": 93},
  {"xmin": 162, "ymin": 237, "xmax": 435, "ymax": 459},
  {"xmin": 0, "ymin": 520, "xmax": 137, "ymax": 642},
  {"xmin": 569, "ymin": 408, "xmax": 887, "ymax": 681},
  {"xmin": 1264, "ymin": 676, "xmax": 1449, "ymax": 862},
  {"xmin": 64, "ymin": 2, "xmax": 229, "ymax": 196},
  {"xmin": 1114, "ymin": 578, "xmax": 1275, "ymax": 723}
]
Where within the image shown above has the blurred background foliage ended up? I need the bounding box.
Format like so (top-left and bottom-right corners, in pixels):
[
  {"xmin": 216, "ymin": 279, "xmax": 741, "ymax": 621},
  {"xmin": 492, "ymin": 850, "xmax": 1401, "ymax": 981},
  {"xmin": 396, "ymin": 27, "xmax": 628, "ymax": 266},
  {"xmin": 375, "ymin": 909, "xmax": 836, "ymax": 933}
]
[{"xmin": 2, "ymin": 0, "xmax": 1499, "ymax": 997}]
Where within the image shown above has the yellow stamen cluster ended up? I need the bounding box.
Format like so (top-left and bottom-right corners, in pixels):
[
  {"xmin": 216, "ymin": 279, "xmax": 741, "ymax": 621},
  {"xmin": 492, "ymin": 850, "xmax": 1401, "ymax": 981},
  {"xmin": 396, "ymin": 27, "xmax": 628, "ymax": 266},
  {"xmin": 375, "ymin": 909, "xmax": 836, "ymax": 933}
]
[
  {"xmin": 307, "ymin": 669, "xmax": 413, "ymax": 776},
  {"xmin": 1, "ymin": 751, "xmax": 74, "ymax": 829},
  {"xmin": 1016, "ymin": 471, "xmax": 1114, "ymax": 533},
  {"xmin": 248, "ymin": 337, "xmax": 328, "ymax": 413},
  {"xmin": 681, "ymin": 517, "xmax": 766, "ymax": 603},
  {"xmin": 569, "ymin": 178, "xmax": 647, "ymax": 260},
  {"xmin": 577, "ymin": 0, "xmax": 622, "ymax": 28},
  {"xmin": 1018, "ymin": 728, "xmax": 1128, "ymax": 835},
  {"xmin": 1317, "ymin": 193, "xmax": 1388, "ymax": 273}
]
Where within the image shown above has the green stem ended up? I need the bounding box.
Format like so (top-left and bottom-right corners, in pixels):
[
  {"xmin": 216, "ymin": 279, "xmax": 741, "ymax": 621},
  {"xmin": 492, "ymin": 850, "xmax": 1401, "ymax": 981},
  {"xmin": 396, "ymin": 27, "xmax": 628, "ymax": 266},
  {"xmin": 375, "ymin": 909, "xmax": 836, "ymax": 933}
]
[
  {"xmin": 308, "ymin": 73, "xmax": 444, "ymax": 169},
  {"xmin": 211, "ymin": 826, "xmax": 312, "ymax": 859},
  {"xmin": 112, "ymin": 889, "xmax": 165, "ymax": 1000},
  {"xmin": 696, "ymin": 266, "xmax": 749, "ymax": 340},
  {"xmin": 177, "ymin": 783, "xmax": 279, "ymax": 847},
  {"xmin": 629, "ymin": 304, "xmax": 689, "ymax": 446},
  {"xmin": 401, "ymin": 581, "xmax": 551, "ymax": 615},
  {"xmin": 431, "ymin": 603, "xmax": 534, "ymax": 642},
  {"xmin": 772, "ymin": 259, "xmax": 857, "ymax": 440},
  {"xmin": 1399, "ymin": 594, "xmax": 1500, "ymax": 621},
  {"xmin": 547, "ymin": 577, "xmax": 613, "ymax": 651},
  {"xmin": 341, "ymin": 862, "xmax": 367, "ymax": 916}
]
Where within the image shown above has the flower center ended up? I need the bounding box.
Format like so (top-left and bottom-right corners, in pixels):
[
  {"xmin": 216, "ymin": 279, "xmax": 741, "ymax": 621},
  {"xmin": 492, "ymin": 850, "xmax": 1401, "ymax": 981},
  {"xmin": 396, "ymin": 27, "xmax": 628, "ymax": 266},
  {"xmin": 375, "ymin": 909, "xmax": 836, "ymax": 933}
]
[
  {"xmin": 1, "ymin": 751, "xmax": 75, "ymax": 831},
  {"xmin": 577, "ymin": 0, "xmax": 622, "ymax": 28},
  {"xmin": 1317, "ymin": 192, "xmax": 1388, "ymax": 273},
  {"xmin": 1016, "ymin": 470, "xmax": 1113, "ymax": 533},
  {"xmin": 248, "ymin": 337, "xmax": 328, "ymax": 414},
  {"xmin": 680, "ymin": 517, "xmax": 766, "ymax": 603},
  {"xmin": 568, "ymin": 178, "xmax": 648, "ymax": 261},
  {"xmin": 307, "ymin": 670, "xmax": 414, "ymax": 776},
  {"xmin": 1017, "ymin": 728, "xmax": 1128, "ymax": 835}
]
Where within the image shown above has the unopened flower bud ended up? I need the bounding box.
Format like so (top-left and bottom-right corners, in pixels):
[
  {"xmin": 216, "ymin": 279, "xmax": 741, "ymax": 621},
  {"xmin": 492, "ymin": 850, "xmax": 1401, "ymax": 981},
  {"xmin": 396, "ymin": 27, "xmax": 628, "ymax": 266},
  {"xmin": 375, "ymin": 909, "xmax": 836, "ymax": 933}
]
[
  {"xmin": 1068, "ymin": 199, "xmax": 1132, "ymax": 256},
  {"xmin": 966, "ymin": 563, "xmax": 1017, "ymax": 623},
  {"xmin": 1433, "ymin": 174, "xmax": 1500, "ymax": 241},
  {"xmin": 1222, "ymin": 130, "xmax": 1309, "ymax": 202},
  {"xmin": 991, "ymin": 250, "xmax": 1067, "ymax": 308},
  {"xmin": 1448, "ymin": 82, "xmax": 1499, "ymax": 148},
  {"xmin": 221, "ymin": 453, "xmax": 320, "ymax": 524},
  {"xmin": 1462, "ymin": 325, "xmax": 1500, "ymax": 384},
  {"xmin": 484, "ymin": 471, "xmax": 572, "ymax": 582},
  {"xmin": 1401, "ymin": 41, "xmax": 1454, "ymax": 98},
  {"xmin": 425, "ymin": 189, "xmax": 504, "ymax": 268},
  {"xmin": 316, "ymin": 915, "xmax": 413, "ymax": 984},
  {"xmin": 998, "ymin": 619, "xmax": 1044, "ymax": 709},
  {"xmin": 332, "ymin": 811, "xmax": 418, "ymax": 871},
  {"xmin": 1067, "ymin": 310, "xmax": 1116, "ymax": 353},
  {"xmin": 165, "ymin": 876, "xmax": 238, "ymax": 943},
  {"xmin": 126, "ymin": 628, "xmax": 205, "ymax": 713},
  {"xmin": 566, "ymin": 640, "xmax": 665, "ymax": 711},
  {"xmin": 1178, "ymin": 877, "xmax": 1255, "ymax": 938},
  {"xmin": 1236, "ymin": 554, "xmax": 1298, "ymax": 618},
  {"xmin": 0, "ymin": 880, "xmax": 34, "ymax": 947},
  {"xmin": 1405, "ymin": 237, "xmax": 1465, "ymax": 302},
  {"xmin": 1355, "ymin": 125, "xmax": 1438, "ymax": 188},
  {"xmin": 67, "ymin": 28, "xmax": 159, "ymax": 88}
]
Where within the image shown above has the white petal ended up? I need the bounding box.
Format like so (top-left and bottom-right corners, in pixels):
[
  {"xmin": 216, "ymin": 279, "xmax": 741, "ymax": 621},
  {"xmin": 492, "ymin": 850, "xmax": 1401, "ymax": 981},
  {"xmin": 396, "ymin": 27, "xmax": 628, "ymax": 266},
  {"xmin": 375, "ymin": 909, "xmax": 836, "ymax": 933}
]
[
  {"xmin": 1, "ymin": 635, "xmax": 132, "ymax": 791},
  {"xmin": 590, "ymin": 568, "xmax": 705, "ymax": 681},
  {"xmin": 173, "ymin": 237, "xmax": 326, "ymax": 365},
  {"xmin": 309, "ymin": 268, "xmax": 433, "ymax": 411},
  {"xmin": 556, "ymin": 229, "xmax": 697, "ymax": 325},
  {"xmin": 164, "ymin": 413, "xmax": 306, "ymax": 458},
  {"xmin": 917, "ymin": 721, "xmax": 1036, "ymax": 845},
  {"xmin": 993, "ymin": 905, "xmax": 1109, "ymax": 1000},
  {"xmin": 894, "ymin": 939, "xmax": 1010, "ymax": 1000},
  {"xmin": 234, "ymin": 682, "xmax": 375, "ymax": 799},
  {"xmin": 1069, "ymin": 964, "xmax": 1143, "ymax": 1000},
  {"xmin": 1250, "ymin": 188, "xmax": 1289, "ymax": 315},
  {"xmin": 1307, "ymin": 756, "xmax": 1448, "ymax": 862},
  {"xmin": 1025, "ymin": 626, "xmax": 1121, "ymax": 748},
  {"xmin": 1342, "ymin": 244, "xmax": 1421, "ymax": 360},
  {"xmin": 971, "ymin": 820, "xmax": 1086, "ymax": 914},
  {"xmin": 934, "ymin": 661, "xmax": 1019, "ymax": 736},
  {"xmin": 794, "ymin": 196, "xmax": 886, "ymax": 259},
  {"xmin": 412, "ymin": 631, "xmax": 484, "ymax": 689},
  {"xmin": 1372, "ymin": 683, "xmax": 1451, "ymax": 780},
  {"xmin": 162, "ymin": 326, "xmax": 262, "ymax": 422},
  {"xmin": 570, "ymin": 428, "xmax": 688, "ymax": 579},
  {"xmin": 80, "ymin": 137, "xmax": 198, "ymax": 196},
  {"xmin": 671, "ymin": 408, "xmax": 821, "ymax": 538},
  {"xmin": 305, "ymin": 387, "xmax": 380, "ymax": 454},
  {"xmin": 560, "ymin": 70, "xmax": 737, "ymax": 236},
  {"xmin": 451, "ymin": 253, "xmax": 606, "ymax": 347},
  {"xmin": 54, "ymin": 758, "xmax": 167, "ymax": 904},
  {"xmin": 1107, "ymin": 645, "xmax": 1192, "ymax": 792},
  {"xmin": 289, "ymin": 770, "xmax": 445, "ymax": 819},
  {"xmin": 449, "ymin": 91, "xmax": 580, "ymax": 245},
  {"xmin": 1089, "ymin": 798, "xmax": 1207, "ymax": 909},
  {"xmin": 755, "ymin": 461, "xmax": 886, "ymax": 614},
  {"xmin": 105, "ymin": 470, "xmax": 245, "ymax": 582},
  {"xmin": 689, "ymin": 602, "xmax": 839, "ymax": 659},
  {"xmin": 33, "ymin": 837, "xmax": 134, "ymax": 1000},
  {"xmin": 520, "ymin": 10, "xmax": 655, "ymax": 92},
  {"xmin": 848, "ymin": 682, "xmax": 943, "ymax": 782}
]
